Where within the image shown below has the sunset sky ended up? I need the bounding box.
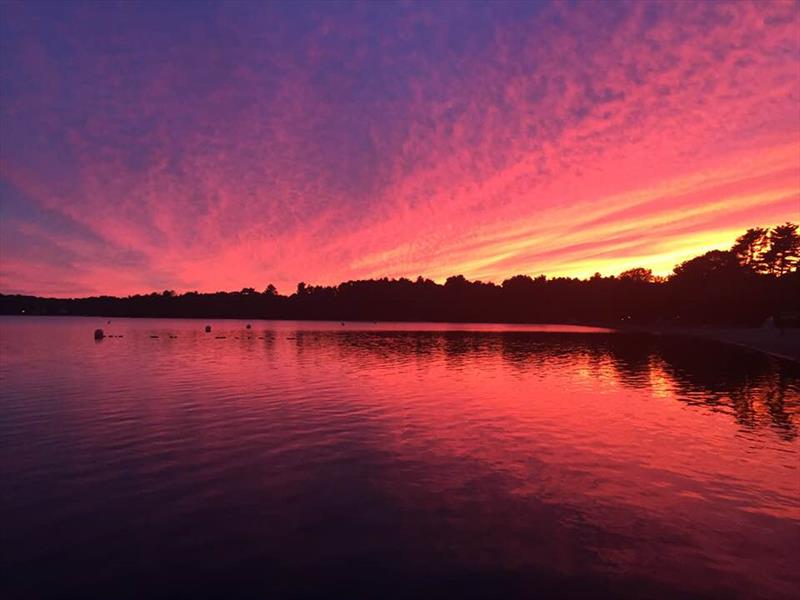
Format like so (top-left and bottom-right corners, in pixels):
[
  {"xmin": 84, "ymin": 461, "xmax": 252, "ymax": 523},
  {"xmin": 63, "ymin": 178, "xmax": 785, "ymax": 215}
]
[{"xmin": 1, "ymin": 0, "xmax": 798, "ymax": 297}]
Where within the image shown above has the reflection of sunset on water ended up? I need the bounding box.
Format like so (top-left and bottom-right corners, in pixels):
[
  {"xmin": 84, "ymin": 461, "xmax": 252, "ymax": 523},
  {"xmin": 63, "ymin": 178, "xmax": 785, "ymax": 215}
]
[{"xmin": 2, "ymin": 318, "xmax": 798, "ymax": 598}]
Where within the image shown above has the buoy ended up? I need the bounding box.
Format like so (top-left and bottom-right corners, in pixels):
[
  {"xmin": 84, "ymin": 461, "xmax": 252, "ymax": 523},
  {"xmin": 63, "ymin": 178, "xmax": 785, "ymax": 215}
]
[
  {"xmin": 246, "ymin": 324, "xmax": 252, "ymax": 329},
  {"xmin": 94, "ymin": 328, "xmax": 105, "ymax": 340},
  {"xmin": 205, "ymin": 325, "xmax": 211, "ymax": 332}
]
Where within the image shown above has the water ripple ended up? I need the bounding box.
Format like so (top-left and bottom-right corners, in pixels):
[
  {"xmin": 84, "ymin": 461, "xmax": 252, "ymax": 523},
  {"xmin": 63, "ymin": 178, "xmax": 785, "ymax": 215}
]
[{"xmin": 1, "ymin": 317, "xmax": 799, "ymax": 599}]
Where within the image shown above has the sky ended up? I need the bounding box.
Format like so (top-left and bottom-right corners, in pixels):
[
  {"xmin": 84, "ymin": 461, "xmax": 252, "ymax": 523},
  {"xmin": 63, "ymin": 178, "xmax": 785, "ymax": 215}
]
[{"xmin": 1, "ymin": 0, "xmax": 798, "ymax": 297}]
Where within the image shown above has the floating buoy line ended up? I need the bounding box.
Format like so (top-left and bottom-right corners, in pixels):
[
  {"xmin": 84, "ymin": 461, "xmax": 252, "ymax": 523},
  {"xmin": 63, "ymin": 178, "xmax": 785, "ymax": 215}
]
[{"xmin": 94, "ymin": 324, "xmax": 269, "ymax": 340}]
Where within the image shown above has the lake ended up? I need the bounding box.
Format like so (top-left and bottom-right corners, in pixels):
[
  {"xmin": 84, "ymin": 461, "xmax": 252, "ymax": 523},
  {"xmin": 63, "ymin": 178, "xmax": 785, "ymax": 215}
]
[{"xmin": 1, "ymin": 317, "xmax": 798, "ymax": 599}]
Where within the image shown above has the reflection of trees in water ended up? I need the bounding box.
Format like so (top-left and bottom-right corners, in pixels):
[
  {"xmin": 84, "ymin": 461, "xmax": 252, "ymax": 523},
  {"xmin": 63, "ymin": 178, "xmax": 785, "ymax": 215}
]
[
  {"xmin": 646, "ymin": 338, "xmax": 800, "ymax": 440},
  {"xmin": 294, "ymin": 331, "xmax": 800, "ymax": 440}
]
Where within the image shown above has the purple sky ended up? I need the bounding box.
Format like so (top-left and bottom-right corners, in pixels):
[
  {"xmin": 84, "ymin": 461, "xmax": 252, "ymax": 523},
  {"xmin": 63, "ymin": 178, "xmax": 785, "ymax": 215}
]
[{"xmin": 1, "ymin": 0, "xmax": 798, "ymax": 296}]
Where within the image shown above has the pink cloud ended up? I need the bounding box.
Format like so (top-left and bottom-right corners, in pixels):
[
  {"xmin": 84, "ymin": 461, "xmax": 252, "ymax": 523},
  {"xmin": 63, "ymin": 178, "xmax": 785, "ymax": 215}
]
[{"xmin": 1, "ymin": 1, "xmax": 798, "ymax": 296}]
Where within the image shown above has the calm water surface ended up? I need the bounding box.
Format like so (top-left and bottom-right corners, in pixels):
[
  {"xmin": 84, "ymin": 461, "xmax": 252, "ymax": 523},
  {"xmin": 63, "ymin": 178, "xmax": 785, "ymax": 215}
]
[{"xmin": 1, "ymin": 317, "xmax": 799, "ymax": 599}]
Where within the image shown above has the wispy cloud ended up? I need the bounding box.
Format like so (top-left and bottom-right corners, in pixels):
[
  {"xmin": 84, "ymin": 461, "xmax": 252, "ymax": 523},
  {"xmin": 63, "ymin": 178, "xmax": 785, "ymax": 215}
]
[{"xmin": 1, "ymin": 1, "xmax": 798, "ymax": 296}]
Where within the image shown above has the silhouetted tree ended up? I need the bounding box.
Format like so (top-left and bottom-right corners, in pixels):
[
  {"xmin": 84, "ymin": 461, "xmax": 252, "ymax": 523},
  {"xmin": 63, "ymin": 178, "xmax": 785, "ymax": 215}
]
[
  {"xmin": 731, "ymin": 227, "xmax": 768, "ymax": 271},
  {"xmin": 264, "ymin": 284, "xmax": 278, "ymax": 296},
  {"xmin": 672, "ymin": 250, "xmax": 742, "ymax": 283},
  {"xmin": 669, "ymin": 250, "xmax": 765, "ymax": 324},
  {"xmin": 619, "ymin": 267, "xmax": 654, "ymax": 282},
  {"xmin": 762, "ymin": 222, "xmax": 800, "ymax": 276},
  {"xmin": 444, "ymin": 275, "xmax": 468, "ymax": 287},
  {"xmin": 501, "ymin": 274, "xmax": 534, "ymax": 290}
]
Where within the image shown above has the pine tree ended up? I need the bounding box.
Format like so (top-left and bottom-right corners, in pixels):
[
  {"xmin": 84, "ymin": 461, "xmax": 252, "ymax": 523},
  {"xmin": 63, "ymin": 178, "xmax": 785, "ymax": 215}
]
[
  {"xmin": 731, "ymin": 227, "xmax": 768, "ymax": 271},
  {"xmin": 762, "ymin": 222, "xmax": 800, "ymax": 276}
]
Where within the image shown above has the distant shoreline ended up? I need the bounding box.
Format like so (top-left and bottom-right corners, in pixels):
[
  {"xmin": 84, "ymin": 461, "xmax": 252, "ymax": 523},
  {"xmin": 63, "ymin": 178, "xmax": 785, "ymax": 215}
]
[
  {"xmin": 618, "ymin": 324, "xmax": 800, "ymax": 364},
  {"xmin": 2, "ymin": 259, "xmax": 798, "ymax": 333}
]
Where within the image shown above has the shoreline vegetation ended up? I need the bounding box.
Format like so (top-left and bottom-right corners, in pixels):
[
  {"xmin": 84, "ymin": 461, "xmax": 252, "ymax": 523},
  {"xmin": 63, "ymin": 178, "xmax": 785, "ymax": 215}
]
[{"xmin": 2, "ymin": 224, "xmax": 799, "ymax": 360}]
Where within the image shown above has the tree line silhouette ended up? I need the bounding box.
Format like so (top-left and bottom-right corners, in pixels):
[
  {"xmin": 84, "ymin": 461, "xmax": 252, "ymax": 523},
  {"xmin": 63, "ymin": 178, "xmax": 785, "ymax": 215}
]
[{"xmin": 2, "ymin": 222, "xmax": 798, "ymax": 326}]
